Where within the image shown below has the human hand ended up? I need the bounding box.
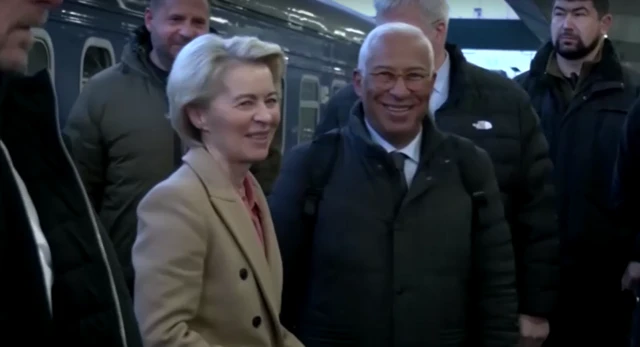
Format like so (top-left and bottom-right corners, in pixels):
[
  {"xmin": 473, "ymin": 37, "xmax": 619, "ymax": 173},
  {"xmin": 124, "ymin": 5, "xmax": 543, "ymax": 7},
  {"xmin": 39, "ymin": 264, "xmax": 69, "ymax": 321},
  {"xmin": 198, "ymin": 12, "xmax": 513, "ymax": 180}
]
[
  {"xmin": 621, "ymin": 261, "xmax": 640, "ymax": 291},
  {"xmin": 517, "ymin": 314, "xmax": 549, "ymax": 347}
]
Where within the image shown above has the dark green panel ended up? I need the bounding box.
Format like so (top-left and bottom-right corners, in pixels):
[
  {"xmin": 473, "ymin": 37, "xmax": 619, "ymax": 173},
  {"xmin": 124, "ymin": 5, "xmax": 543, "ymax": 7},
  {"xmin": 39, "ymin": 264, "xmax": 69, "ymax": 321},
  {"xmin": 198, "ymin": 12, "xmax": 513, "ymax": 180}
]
[
  {"xmin": 448, "ymin": 19, "xmax": 544, "ymax": 51},
  {"xmin": 612, "ymin": 40, "xmax": 640, "ymax": 63}
]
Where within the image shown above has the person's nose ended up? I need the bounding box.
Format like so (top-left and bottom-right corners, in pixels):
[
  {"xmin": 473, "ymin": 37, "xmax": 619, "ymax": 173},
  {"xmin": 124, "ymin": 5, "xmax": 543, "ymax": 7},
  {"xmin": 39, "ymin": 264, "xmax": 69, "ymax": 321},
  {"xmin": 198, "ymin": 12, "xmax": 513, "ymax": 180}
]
[
  {"xmin": 561, "ymin": 14, "xmax": 576, "ymax": 30},
  {"xmin": 388, "ymin": 76, "xmax": 411, "ymax": 98},
  {"xmin": 254, "ymin": 102, "xmax": 277, "ymax": 125}
]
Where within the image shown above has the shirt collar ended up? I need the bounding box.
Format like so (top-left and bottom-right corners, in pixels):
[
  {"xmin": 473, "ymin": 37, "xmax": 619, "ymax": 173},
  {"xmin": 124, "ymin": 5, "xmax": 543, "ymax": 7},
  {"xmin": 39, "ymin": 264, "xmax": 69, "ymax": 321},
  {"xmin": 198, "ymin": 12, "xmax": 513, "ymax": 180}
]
[
  {"xmin": 364, "ymin": 119, "xmax": 422, "ymax": 163},
  {"xmin": 433, "ymin": 52, "xmax": 451, "ymax": 94},
  {"xmin": 545, "ymin": 46, "xmax": 603, "ymax": 78},
  {"xmin": 238, "ymin": 175, "xmax": 258, "ymax": 209}
]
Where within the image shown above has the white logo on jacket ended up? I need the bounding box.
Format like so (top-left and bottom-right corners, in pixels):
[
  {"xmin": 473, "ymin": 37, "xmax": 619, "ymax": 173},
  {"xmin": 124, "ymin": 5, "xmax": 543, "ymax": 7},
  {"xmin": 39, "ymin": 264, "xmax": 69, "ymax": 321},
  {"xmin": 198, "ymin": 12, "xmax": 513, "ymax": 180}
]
[{"xmin": 472, "ymin": 120, "xmax": 493, "ymax": 130}]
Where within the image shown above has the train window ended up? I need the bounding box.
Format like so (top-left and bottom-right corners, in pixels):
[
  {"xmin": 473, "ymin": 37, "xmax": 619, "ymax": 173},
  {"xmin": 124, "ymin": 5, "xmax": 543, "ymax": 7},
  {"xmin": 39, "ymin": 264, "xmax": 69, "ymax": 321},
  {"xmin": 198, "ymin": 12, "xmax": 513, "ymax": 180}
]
[
  {"xmin": 80, "ymin": 37, "xmax": 116, "ymax": 90},
  {"xmin": 298, "ymin": 75, "xmax": 320, "ymax": 144},
  {"xmin": 301, "ymin": 77, "xmax": 319, "ymax": 102},
  {"xmin": 273, "ymin": 77, "xmax": 286, "ymax": 152},
  {"xmin": 331, "ymin": 79, "xmax": 348, "ymax": 96},
  {"xmin": 27, "ymin": 28, "xmax": 54, "ymax": 79}
]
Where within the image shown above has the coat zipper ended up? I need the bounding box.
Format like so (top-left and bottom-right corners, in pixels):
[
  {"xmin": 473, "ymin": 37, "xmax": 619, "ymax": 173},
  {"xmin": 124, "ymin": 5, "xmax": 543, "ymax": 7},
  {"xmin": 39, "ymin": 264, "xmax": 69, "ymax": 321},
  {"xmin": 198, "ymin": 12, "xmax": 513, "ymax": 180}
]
[{"xmin": 47, "ymin": 75, "xmax": 128, "ymax": 347}]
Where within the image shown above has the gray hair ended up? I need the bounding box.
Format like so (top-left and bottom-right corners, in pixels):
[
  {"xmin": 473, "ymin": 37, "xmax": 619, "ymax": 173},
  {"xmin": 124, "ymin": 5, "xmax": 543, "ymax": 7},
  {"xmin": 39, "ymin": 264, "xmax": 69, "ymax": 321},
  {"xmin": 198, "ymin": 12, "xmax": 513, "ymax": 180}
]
[
  {"xmin": 167, "ymin": 34, "xmax": 286, "ymax": 147},
  {"xmin": 357, "ymin": 22, "xmax": 435, "ymax": 75},
  {"xmin": 374, "ymin": 0, "xmax": 450, "ymax": 24}
]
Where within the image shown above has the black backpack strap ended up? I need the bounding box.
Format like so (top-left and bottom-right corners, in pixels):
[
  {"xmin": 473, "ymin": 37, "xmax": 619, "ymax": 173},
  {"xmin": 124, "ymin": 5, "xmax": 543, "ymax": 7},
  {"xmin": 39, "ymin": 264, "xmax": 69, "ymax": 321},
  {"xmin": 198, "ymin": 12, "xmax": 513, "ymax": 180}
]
[
  {"xmin": 447, "ymin": 137, "xmax": 491, "ymax": 344},
  {"xmin": 285, "ymin": 129, "xmax": 341, "ymax": 332},
  {"xmin": 445, "ymin": 137, "xmax": 488, "ymax": 223},
  {"xmin": 302, "ymin": 128, "xmax": 342, "ymax": 230}
]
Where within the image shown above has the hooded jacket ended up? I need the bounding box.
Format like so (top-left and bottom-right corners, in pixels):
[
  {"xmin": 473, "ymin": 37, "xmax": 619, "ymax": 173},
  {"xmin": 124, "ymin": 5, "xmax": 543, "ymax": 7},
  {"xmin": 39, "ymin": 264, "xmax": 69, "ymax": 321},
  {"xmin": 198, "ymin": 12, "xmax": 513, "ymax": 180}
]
[{"xmin": 64, "ymin": 26, "xmax": 176, "ymax": 292}]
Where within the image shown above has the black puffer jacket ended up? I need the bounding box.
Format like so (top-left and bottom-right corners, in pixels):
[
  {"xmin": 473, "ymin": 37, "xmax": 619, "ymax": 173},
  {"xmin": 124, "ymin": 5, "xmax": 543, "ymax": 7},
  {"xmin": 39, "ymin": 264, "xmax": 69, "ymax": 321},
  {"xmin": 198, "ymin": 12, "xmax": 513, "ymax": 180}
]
[
  {"xmin": 515, "ymin": 40, "xmax": 640, "ymax": 270},
  {"xmin": 0, "ymin": 70, "xmax": 142, "ymax": 346},
  {"xmin": 316, "ymin": 44, "xmax": 559, "ymax": 318},
  {"xmin": 516, "ymin": 38, "xmax": 640, "ymax": 347},
  {"xmin": 612, "ymin": 96, "xmax": 640, "ymax": 262}
]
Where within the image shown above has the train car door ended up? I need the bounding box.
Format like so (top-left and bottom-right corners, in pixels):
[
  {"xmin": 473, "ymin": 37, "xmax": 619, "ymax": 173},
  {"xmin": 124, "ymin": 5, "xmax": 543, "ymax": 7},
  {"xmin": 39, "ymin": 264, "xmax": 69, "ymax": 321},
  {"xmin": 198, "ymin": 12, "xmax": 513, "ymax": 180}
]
[
  {"xmin": 27, "ymin": 28, "xmax": 55, "ymax": 79},
  {"xmin": 297, "ymin": 74, "xmax": 320, "ymax": 144}
]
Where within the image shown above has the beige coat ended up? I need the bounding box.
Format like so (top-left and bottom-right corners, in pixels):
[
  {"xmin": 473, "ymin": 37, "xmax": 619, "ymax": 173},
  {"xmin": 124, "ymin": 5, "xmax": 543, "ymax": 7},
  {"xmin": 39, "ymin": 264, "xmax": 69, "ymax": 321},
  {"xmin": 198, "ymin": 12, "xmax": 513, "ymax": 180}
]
[{"xmin": 132, "ymin": 147, "xmax": 303, "ymax": 347}]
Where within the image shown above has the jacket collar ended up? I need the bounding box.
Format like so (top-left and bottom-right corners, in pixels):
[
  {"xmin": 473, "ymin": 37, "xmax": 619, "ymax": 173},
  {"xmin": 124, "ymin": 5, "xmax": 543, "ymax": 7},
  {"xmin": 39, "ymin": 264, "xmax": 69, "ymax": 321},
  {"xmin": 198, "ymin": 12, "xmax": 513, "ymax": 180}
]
[
  {"xmin": 528, "ymin": 38, "xmax": 624, "ymax": 83},
  {"xmin": 1, "ymin": 70, "xmax": 58, "ymax": 139},
  {"xmin": 438, "ymin": 43, "xmax": 481, "ymax": 110},
  {"xmin": 182, "ymin": 146, "xmax": 265, "ymax": 201},
  {"xmin": 0, "ymin": 69, "xmax": 92, "ymax": 217},
  {"xmin": 120, "ymin": 26, "xmax": 165, "ymax": 86}
]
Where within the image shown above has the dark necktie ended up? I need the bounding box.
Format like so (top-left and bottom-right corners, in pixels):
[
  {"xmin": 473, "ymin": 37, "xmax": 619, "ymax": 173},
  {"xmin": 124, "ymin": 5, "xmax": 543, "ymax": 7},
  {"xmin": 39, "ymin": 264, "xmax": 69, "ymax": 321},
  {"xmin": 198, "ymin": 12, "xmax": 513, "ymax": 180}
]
[{"xmin": 390, "ymin": 151, "xmax": 408, "ymax": 193}]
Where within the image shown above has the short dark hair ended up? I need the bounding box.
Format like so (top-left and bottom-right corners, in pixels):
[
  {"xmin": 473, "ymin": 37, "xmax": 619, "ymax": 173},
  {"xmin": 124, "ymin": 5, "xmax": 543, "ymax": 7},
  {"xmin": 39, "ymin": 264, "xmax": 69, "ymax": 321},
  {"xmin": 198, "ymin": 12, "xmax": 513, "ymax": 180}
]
[
  {"xmin": 562, "ymin": 0, "xmax": 610, "ymax": 16},
  {"xmin": 590, "ymin": 0, "xmax": 610, "ymax": 15}
]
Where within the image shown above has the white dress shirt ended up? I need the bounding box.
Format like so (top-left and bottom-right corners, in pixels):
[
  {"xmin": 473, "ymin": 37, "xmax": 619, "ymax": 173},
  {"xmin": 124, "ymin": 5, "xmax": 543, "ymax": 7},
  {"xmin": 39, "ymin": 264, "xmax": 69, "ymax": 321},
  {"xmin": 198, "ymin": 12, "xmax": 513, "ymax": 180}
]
[
  {"xmin": 429, "ymin": 52, "xmax": 451, "ymax": 117},
  {"xmin": 0, "ymin": 140, "xmax": 53, "ymax": 314},
  {"xmin": 365, "ymin": 120, "xmax": 422, "ymax": 186}
]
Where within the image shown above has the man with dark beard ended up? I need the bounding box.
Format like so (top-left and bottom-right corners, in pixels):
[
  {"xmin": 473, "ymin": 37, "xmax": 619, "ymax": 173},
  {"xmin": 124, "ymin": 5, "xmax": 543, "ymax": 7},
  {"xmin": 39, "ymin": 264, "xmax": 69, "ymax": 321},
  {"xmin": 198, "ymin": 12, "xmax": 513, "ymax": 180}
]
[{"xmin": 515, "ymin": 0, "xmax": 640, "ymax": 346}]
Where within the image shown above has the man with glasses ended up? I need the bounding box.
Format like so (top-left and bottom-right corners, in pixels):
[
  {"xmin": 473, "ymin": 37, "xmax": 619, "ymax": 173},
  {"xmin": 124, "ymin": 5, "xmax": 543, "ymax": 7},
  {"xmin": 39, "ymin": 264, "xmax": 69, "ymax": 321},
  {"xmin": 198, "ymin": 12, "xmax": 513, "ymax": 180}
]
[
  {"xmin": 270, "ymin": 22, "xmax": 518, "ymax": 347},
  {"xmin": 317, "ymin": 1, "xmax": 558, "ymax": 346}
]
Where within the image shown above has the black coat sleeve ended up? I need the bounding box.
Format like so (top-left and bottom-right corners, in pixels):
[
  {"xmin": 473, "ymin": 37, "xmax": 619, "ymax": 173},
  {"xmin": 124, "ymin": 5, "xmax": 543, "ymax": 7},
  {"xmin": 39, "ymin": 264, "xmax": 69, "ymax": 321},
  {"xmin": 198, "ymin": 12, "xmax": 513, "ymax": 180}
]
[
  {"xmin": 314, "ymin": 84, "xmax": 359, "ymax": 137},
  {"xmin": 463, "ymin": 142, "xmax": 519, "ymax": 346},
  {"xmin": 250, "ymin": 147, "xmax": 282, "ymax": 195},
  {"xmin": 267, "ymin": 142, "xmax": 313, "ymax": 330},
  {"xmin": 612, "ymin": 98, "xmax": 640, "ymax": 262},
  {"xmin": 512, "ymin": 96, "xmax": 559, "ymax": 317}
]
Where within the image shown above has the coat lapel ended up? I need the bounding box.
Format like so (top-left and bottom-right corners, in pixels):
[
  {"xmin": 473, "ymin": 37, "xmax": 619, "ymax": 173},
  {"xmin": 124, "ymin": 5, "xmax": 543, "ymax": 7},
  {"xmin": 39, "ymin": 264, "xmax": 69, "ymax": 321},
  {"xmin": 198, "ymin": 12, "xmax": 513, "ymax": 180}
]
[
  {"xmin": 250, "ymin": 175, "xmax": 283, "ymax": 303},
  {"xmin": 404, "ymin": 121, "xmax": 448, "ymax": 205},
  {"xmin": 182, "ymin": 148, "xmax": 281, "ymax": 324}
]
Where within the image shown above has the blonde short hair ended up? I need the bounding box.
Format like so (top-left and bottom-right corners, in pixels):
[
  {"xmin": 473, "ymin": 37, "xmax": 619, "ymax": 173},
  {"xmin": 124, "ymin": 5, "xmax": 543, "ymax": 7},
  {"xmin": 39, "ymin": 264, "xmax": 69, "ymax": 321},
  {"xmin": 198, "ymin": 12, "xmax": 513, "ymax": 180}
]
[
  {"xmin": 167, "ymin": 34, "xmax": 286, "ymax": 147},
  {"xmin": 374, "ymin": 0, "xmax": 450, "ymax": 24}
]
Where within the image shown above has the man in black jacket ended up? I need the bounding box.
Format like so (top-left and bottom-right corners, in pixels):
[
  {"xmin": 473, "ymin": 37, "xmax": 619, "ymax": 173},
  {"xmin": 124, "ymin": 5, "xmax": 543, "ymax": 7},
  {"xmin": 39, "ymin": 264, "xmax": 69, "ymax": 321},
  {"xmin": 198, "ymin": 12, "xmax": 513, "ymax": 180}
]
[
  {"xmin": 316, "ymin": 1, "xmax": 558, "ymax": 345},
  {"xmin": 515, "ymin": 0, "xmax": 640, "ymax": 346},
  {"xmin": 612, "ymin": 97, "xmax": 640, "ymax": 346},
  {"xmin": 270, "ymin": 21, "xmax": 518, "ymax": 347},
  {"xmin": 0, "ymin": 0, "xmax": 142, "ymax": 346}
]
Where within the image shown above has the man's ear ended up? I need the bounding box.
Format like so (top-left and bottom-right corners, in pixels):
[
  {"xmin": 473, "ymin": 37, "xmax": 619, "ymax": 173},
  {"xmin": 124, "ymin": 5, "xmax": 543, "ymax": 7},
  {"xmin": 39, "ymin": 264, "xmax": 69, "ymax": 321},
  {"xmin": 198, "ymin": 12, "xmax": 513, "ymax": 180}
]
[
  {"xmin": 144, "ymin": 8, "xmax": 154, "ymax": 32},
  {"xmin": 433, "ymin": 20, "xmax": 447, "ymax": 44},
  {"xmin": 599, "ymin": 13, "xmax": 612, "ymax": 36},
  {"xmin": 353, "ymin": 69, "xmax": 364, "ymax": 98}
]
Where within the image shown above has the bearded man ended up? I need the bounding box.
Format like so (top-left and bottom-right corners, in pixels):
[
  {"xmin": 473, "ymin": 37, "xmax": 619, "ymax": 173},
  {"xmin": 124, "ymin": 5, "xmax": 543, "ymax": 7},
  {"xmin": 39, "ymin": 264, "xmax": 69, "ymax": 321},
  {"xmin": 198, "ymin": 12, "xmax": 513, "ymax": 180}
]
[{"xmin": 515, "ymin": 0, "xmax": 640, "ymax": 346}]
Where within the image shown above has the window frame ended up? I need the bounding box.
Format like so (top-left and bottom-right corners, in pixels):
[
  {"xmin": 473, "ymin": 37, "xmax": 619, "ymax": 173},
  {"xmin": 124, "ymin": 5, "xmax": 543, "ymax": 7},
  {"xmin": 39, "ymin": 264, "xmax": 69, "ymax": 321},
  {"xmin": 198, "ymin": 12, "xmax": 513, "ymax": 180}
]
[
  {"xmin": 331, "ymin": 79, "xmax": 348, "ymax": 96},
  {"xmin": 30, "ymin": 28, "xmax": 55, "ymax": 80},
  {"xmin": 278, "ymin": 77, "xmax": 287, "ymax": 153},
  {"xmin": 297, "ymin": 74, "xmax": 321, "ymax": 144},
  {"xmin": 80, "ymin": 37, "xmax": 116, "ymax": 90}
]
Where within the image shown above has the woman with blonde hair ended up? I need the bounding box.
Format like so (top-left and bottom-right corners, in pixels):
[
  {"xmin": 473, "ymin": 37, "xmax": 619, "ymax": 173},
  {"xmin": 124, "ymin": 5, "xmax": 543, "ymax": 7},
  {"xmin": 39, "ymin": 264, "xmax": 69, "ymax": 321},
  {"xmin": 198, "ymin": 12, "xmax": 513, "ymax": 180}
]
[{"xmin": 132, "ymin": 33, "xmax": 303, "ymax": 347}]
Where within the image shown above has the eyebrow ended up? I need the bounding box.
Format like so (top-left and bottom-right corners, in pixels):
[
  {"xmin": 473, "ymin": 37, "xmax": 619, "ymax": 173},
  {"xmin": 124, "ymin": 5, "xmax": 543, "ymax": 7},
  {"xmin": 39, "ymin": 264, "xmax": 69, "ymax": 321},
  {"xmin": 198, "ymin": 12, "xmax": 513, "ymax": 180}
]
[
  {"xmin": 371, "ymin": 66, "xmax": 430, "ymax": 73},
  {"xmin": 233, "ymin": 91, "xmax": 278, "ymax": 101},
  {"xmin": 553, "ymin": 5, "xmax": 588, "ymax": 12}
]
